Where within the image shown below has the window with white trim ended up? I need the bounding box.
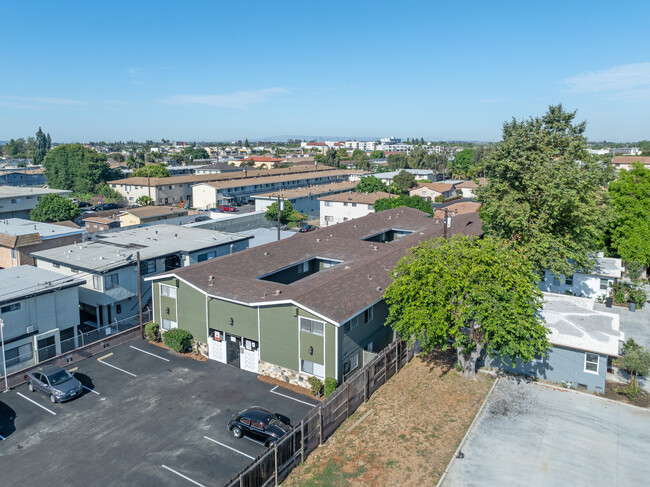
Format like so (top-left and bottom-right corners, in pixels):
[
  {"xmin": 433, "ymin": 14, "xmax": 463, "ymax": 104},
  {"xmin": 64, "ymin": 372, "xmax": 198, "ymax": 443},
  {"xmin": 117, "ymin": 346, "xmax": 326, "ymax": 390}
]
[
  {"xmin": 324, "ymin": 215, "xmax": 333, "ymax": 222},
  {"xmin": 161, "ymin": 318, "xmax": 177, "ymax": 331},
  {"xmin": 584, "ymin": 352, "xmax": 599, "ymax": 374},
  {"xmin": 300, "ymin": 317, "xmax": 324, "ymax": 336},
  {"xmin": 160, "ymin": 284, "xmax": 177, "ymax": 298},
  {"xmin": 600, "ymin": 278, "xmax": 608, "ymax": 290},
  {"xmin": 301, "ymin": 359, "xmax": 324, "ymax": 378},
  {"xmin": 324, "ymin": 201, "xmax": 333, "ymax": 207},
  {"xmin": 10, "ymin": 248, "xmax": 17, "ymax": 260},
  {"xmin": 93, "ymin": 275, "xmax": 101, "ymax": 290}
]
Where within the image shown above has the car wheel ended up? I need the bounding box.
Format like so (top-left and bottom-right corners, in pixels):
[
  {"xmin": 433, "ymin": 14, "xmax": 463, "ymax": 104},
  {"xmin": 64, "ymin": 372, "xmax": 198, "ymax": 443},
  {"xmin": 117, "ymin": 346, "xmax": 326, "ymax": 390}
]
[
  {"xmin": 232, "ymin": 427, "xmax": 242, "ymax": 439},
  {"xmin": 49, "ymin": 394, "xmax": 57, "ymax": 404},
  {"xmin": 28, "ymin": 381, "xmax": 35, "ymax": 392}
]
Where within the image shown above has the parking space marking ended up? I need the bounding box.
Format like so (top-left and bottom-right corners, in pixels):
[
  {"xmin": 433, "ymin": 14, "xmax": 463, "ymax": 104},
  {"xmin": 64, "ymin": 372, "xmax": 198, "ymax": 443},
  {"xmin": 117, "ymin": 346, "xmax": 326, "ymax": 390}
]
[
  {"xmin": 270, "ymin": 386, "xmax": 318, "ymax": 406},
  {"xmin": 203, "ymin": 436, "xmax": 255, "ymax": 460},
  {"xmin": 82, "ymin": 385, "xmax": 100, "ymax": 395},
  {"xmin": 16, "ymin": 392, "xmax": 57, "ymax": 416},
  {"xmin": 130, "ymin": 345, "xmax": 170, "ymax": 362},
  {"xmin": 243, "ymin": 436, "xmax": 266, "ymax": 446},
  {"xmin": 0, "ymin": 434, "xmax": 5, "ymax": 440},
  {"xmin": 161, "ymin": 465, "xmax": 207, "ymax": 487},
  {"xmin": 97, "ymin": 359, "xmax": 137, "ymax": 378}
]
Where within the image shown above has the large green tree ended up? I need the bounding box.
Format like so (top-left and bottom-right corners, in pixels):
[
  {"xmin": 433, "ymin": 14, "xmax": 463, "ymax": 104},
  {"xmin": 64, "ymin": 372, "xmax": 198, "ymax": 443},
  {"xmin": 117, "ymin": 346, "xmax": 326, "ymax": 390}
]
[
  {"xmin": 43, "ymin": 144, "xmax": 114, "ymax": 194},
  {"xmin": 373, "ymin": 195, "xmax": 432, "ymax": 215},
  {"xmin": 477, "ymin": 105, "xmax": 614, "ymax": 276},
  {"xmin": 355, "ymin": 175, "xmax": 389, "ymax": 193},
  {"xmin": 392, "ymin": 170, "xmax": 417, "ymax": 193},
  {"xmin": 449, "ymin": 149, "xmax": 474, "ymax": 178},
  {"xmin": 132, "ymin": 164, "xmax": 171, "ymax": 178},
  {"xmin": 30, "ymin": 194, "xmax": 82, "ymax": 222},
  {"xmin": 387, "ymin": 153, "xmax": 409, "ymax": 170},
  {"xmin": 370, "ymin": 150, "xmax": 385, "ymax": 159},
  {"xmin": 264, "ymin": 199, "xmax": 302, "ymax": 226},
  {"xmin": 33, "ymin": 127, "xmax": 49, "ymax": 165},
  {"xmin": 608, "ymin": 162, "xmax": 650, "ymax": 265},
  {"xmin": 385, "ymin": 236, "xmax": 549, "ymax": 379}
]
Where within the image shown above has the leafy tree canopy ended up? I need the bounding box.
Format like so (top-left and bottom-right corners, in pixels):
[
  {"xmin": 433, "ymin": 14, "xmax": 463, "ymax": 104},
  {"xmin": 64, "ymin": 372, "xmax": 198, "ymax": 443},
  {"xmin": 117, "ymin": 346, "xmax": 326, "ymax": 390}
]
[
  {"xmin": 373, "ymin": 195, "xmax": 432, "ymax": 215},
  {"xmin": 351, "ymin": 149, "xmax": 366, "ymax": 160},
  {"xmin": 265, "ymin": 199, "xmax": 303, "ymax": 225},
  {"xmin": 387, "ymin": 153, "xmax": 408, "ymax": 170},
  {"xmin": 477, "ymin": 105, "xmax": 615, "ymax": 276},
  {"xmin": 608, "ymin": 162, "xmax": 650, "ymax": 264},
  {"xmin": 30, "ymin": 194, "xmax": 82, "ymax": 222},
  {"xmin": 370, "ymin": 150, "xmax": 385, "ymax": 159},
  {"xmin": 385, "ymin": 235, "xmax": 549, "ymax": 379},
  {"xmin": 136, "ymin": 195, "xmax": 154, "ymax": 206},
  {"xmin": 132, "ymin": 164, "xmax": 171, "ymax": 178},
  {"xmin": 355, "ymin": 175, "xmax": 389, "ymax": 193},
  {"xmin": 322, "ymin": 148, "xmax": 341, "ymax": 168},
  {"xmin": 43, "ymin": 144, "xmax": 115, "ymax": 194},
  {"xmin": 449, "ymin": 149, "xmax": 474, "ymax": 178},
  {"xmin": 392, "ymin": 170, "xmax": 417, "ymax": 193}
]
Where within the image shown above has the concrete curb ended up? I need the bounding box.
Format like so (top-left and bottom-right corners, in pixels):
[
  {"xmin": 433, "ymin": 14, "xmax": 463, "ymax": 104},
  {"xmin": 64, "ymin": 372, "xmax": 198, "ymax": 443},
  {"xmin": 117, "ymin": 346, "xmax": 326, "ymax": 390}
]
[{"xmin": 436, "ymin": 375, "xmax": 500, "ymax": 487}]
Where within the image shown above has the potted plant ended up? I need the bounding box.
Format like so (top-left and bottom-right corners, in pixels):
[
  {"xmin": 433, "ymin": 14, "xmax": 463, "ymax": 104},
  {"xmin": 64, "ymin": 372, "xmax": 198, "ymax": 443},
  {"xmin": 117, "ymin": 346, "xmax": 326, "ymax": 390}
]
[{"xmin": 628, "ymin": 287, "xmax": 648, "ymax": 312}]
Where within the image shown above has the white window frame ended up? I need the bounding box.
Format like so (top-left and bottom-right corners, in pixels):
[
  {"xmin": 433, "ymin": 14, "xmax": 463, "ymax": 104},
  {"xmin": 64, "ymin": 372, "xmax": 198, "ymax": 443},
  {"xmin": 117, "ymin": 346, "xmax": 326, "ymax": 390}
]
[
  {"xmin": 324, "ymin": 201, "xmax": 333, "ymax": 207},
  {"xmin": 584, "ymin": 352, "xmax": 599, "ymax": 374},
  {"xmin": 104, "ymin": 273, "xmax": 119, "ymax": 290},
  {"xmin": 160, "ymin": 284, "xmax": 177, "ymax": 298},
  {"xmin": 300, "ymin": 317, "xmax": 324, "ymax": 336},
  {"xmin": 161, "ymin": 318, "xmax": 177, "ymax": 331},
  {"xmin": 93, "ymin": 275, "xmax": 101, "ymax": 290},
  {"xmin": 301, "ymin": 359, "xmax": 325, "ymax": 379}
]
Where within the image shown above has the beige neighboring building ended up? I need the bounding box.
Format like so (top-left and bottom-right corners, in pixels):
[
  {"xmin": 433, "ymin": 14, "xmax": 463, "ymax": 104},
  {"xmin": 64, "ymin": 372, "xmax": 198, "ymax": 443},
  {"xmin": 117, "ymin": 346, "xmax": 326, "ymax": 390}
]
[
  {"xmin": 611, "ymin": 156, "xmax": 650, "ymax": 172},
  {"xmin": 433, "ymin": 201, "xmax": 482, "ymax": 218},
  {"xmin": 409, "ymin": 182, "xmax": 457, "ymax": 201},
  {"xmin": 108, "ymin": 166, "xmax": 334, "ymax": 206},
  {"xmin": 0, "ymin": 218, "xmax": 84, "ymax": 268},
  {"xmin": 319, "ymin": 191, "xmax": 390, "ymax": 227},
  {"xmin": 84, "ymin": 216, "xmax": 121, "ymax": 233},
  {"xmin": 118, "ymin": 206, "xmax": 189, "ymax": 227},
  {"xmin": 238, "ymin": 156, "xmax": 284, "ymax": 168},
  {"xmin": 454, "ymin": 178, "xmax": 487, "ymax": 198},
  {"xmin": 192, "ymin": 169, "xmax": 367, "ymax": 209}
]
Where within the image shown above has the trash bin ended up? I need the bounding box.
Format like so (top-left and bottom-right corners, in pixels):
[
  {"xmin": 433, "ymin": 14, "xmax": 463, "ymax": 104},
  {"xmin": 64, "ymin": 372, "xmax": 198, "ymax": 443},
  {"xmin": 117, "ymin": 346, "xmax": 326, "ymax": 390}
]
[
  {"xmin": 630, "ymin": 303, "xmax": 636, "ymax": 312},
  {"xmin": 605, "ymin": 297, "xmax": 613, "ymax": 308}
]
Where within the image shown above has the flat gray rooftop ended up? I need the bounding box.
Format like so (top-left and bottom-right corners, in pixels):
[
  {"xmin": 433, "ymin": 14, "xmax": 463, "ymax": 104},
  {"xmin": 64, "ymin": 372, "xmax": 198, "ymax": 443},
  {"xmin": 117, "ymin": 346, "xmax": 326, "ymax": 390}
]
[
  {"xmin": 31, "ymin": 224, "xmax": 251, "ymax": 272},
  {"xmin": 443, "ymin": 377, "xmax": 650, "ymax": 486},
  {"xmin": 0, "ymin": 218, "xmax": 84, "ymax": 238},
  {"xmin": 0, "ymin": 265, "xmax": 85, "ymax": 304},
  {"xmin": 0, "ymin": 186, "xmax": 71, "ymax": 198}
]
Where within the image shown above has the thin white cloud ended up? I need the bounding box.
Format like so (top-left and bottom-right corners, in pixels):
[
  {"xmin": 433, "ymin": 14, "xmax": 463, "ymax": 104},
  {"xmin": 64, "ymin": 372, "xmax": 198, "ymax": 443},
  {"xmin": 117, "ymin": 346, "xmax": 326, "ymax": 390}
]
[
  {"xmin": 0, "ymin": 96, "xmax": 85, "ymax": 110},
  {"xmin": 160, "ymin": 88, "xmax": 289, "ymax": 109},
  {"xmin": 564, "ymin": 62, "xmax": 650, "ymax": 94},
  {"xmin": 127, "ymin": 67, "xmax": 142, "ymax": 77}
]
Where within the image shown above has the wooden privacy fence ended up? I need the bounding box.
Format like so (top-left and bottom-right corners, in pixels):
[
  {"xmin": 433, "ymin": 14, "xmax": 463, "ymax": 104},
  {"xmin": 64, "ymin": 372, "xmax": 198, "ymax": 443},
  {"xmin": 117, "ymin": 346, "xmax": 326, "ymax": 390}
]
[{"xmin": 225, "ymin": 338, "xmax": 418, "ymax": 487}]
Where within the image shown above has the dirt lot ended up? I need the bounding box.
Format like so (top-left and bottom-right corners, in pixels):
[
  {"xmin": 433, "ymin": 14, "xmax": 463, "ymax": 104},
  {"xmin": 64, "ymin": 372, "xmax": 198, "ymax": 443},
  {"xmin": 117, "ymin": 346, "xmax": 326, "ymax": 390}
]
[{"xmin": 283, "ymin": 352, "xmax": 494, "ymax": 487}]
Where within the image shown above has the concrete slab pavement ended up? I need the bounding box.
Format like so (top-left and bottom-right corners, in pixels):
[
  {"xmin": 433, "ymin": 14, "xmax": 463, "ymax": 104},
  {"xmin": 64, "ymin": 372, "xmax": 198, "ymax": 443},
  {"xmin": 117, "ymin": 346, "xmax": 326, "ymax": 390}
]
[{"xmin": 443, "ymin": 376, "xmax": 650, "ymax": 487}]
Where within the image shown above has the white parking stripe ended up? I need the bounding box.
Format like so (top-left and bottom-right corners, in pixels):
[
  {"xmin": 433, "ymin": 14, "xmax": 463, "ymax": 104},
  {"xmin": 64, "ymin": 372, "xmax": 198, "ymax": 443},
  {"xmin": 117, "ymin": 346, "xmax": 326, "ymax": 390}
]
[
  {"xmin": 130, "ymin": 345, "xmax": 170, "ymax": 362},
  {"xmin": 243, "ymin": 436, "xmax": 266, "ymax": 446},
  {"xmin": 98, "ymin": 360, "xmax": 137, "ymax": 377},
  {"xmin": 161, "ymin": 465, "xmax": 206, "ymax": 487},
  {"xmin": 270, "ymin": 386, "xmax": 318, "ymax": 406},
  {"xmin": 203, "ymin": 436, "xmax": 255, "ymax": 460},
  {"xmin": 17, "ymin": 392, "xmax": 57, "ymax": 416},
  {"xmin": 0, "ymin": 434, "xmax": 5, "ymax": 440},
  {"xmin": 82, "ymin": 385, "xmax": 100, "ymax": 395}
]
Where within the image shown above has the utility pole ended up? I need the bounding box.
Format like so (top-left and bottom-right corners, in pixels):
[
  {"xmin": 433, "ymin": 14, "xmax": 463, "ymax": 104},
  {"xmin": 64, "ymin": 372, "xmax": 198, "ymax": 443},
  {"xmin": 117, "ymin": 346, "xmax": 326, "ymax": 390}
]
[
  {"xmin": 441, "ymin": 208, "xmax": 453, "ymax": 239},
  {"xmin": 137, "ymin": 252, "xmax": 144, "ymax": 339},
  {"xmin": 277, "ymin": 195, "xmax": 284, "ymax": 241},
  {"xmin": 1, "ymin": 318, "xmax": 8, "ymax": 392}
]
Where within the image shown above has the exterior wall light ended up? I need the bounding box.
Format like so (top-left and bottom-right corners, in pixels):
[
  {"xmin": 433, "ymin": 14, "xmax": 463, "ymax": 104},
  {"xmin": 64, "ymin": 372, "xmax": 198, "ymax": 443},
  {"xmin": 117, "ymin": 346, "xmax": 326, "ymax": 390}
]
[
  {"xmin": 229, "ymin": 317, "xmax": 234, "ymax": 326},
  {"xmin": 308, "ymin": 346, "xmax": 313, "ymax": 355}
]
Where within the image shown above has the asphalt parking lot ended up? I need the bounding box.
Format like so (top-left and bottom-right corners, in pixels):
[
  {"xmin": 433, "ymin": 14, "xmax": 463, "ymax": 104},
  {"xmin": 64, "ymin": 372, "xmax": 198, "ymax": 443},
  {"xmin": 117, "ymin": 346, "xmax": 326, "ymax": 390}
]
[
  {"xmin": 442, "ymin": 376, "xmax": 650, "ymax": 486},
  {"xmin": 0, "ymin": 340, "xmax": 317, "ymax": 486}
]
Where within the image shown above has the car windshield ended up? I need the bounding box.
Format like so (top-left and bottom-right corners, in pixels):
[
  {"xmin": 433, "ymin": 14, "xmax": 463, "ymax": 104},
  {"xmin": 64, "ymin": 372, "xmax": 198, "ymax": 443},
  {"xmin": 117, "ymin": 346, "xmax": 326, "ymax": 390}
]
[{"xmin": 47, "ymin": 370, "xmax": 73, "ymax": 386}]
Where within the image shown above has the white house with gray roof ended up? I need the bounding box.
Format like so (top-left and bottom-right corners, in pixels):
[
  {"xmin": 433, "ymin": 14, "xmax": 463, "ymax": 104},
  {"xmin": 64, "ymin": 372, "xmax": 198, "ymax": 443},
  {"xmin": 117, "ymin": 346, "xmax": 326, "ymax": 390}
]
[
  {"xmin": 0, "ymin": 266, "xmax": 84, "ymax": 374},
  {"xmin": 31, "ymin": 225, "xmax": 252, "ymax": 326},
  {"xmin": 538, "ymin": 256, "xmax": 624, "ymax": 298},
  {"xmin": 0, "ymin": 186, "xmax": 72, "ymax": 220}
]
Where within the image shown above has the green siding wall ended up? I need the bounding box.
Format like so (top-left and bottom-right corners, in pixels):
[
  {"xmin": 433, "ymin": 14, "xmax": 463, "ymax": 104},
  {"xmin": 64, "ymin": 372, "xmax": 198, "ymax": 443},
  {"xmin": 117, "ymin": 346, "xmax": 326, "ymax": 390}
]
[
  {"xmin": 325, "ymin": 323, "xmax": 336, "ymax": 379},
  {"xmin": 300, "ymin": 331, "xmax": 324, "ymax": 364},
  {"xmin": 260, "ymin": 305, "xmax": 300, "ymax": 371},
  {"xmin": 177, "ymin": 281, "xmax": 207, "ymax": 341},
  {"xmin": 208, "ymin": 298, "xmax": 259, "ymax": 342}
]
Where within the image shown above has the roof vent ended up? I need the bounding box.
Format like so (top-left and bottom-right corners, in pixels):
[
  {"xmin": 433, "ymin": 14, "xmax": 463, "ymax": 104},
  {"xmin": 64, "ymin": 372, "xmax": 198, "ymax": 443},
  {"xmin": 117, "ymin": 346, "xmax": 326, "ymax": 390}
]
[
  {"xmin": 316, "ymin": 238, "xmax": 320, "ymax": 242},
  {"xmin": 376, "ymin": 287, "xmax": 382, "ymax": 292},
  {"xmin": 344, "ymin": 265, "xmax": 351, "ymax": 270},
  {"xmin": 367, "ymin": 274, "xmax": 373, "ymax": 280},
  {"xmin": 208, "ymin": 276, "xmax": 214, "ymax": 286},
  {"xmin": 264, "ymin": 251, "xmax": 270, "ymax": 256},
  {"xmin": 388, "ymin": 216, "xmax": 392, "ymax": 220},
  {"xmin": 274, "ymin": 289, "xmax": 281, "ymax": 295}
]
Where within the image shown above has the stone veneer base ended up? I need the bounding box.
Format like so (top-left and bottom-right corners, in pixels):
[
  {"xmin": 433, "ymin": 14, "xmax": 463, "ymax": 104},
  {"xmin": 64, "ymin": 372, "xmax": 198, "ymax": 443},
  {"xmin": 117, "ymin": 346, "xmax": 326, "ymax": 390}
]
[{"xmin": 259, "ymin": 360, "xmax": 314, "ymax": 389}]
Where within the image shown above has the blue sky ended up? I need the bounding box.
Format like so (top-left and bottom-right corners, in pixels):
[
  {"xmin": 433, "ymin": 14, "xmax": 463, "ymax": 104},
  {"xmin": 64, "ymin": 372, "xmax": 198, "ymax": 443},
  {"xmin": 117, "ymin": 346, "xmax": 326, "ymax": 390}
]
[{"xmin": 1, "ymin": 0, "xmax": 649, "ymax": 142}]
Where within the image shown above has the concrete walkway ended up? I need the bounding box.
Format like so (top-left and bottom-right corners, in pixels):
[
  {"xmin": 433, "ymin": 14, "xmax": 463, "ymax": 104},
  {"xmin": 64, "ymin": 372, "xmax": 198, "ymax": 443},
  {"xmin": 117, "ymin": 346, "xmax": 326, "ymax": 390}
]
[{"xmin": 443, "ymin": 377, "xmax": 650, "ymax": 486}]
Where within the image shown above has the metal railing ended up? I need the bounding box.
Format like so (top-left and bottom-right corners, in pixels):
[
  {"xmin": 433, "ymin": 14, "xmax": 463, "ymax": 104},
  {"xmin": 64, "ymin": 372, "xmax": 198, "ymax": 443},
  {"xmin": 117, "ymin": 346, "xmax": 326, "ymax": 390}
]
[
  {"xmin": 225, "ymin": 338, "xmax": 418, "ymax": 487},
  {"xmin": 2, "ymin": 310, "xmax": 150, "ymax": 388}
]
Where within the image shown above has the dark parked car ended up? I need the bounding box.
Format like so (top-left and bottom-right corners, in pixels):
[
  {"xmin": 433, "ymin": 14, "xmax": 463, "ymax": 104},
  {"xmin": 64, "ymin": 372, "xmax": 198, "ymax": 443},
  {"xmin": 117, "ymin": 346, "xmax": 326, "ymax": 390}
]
[
  {"xmin": 77, "ymin": 201, "xmax": 92, "ymax": 208},
  {"xmin": 25, "ymin": 365, "xmax": 83, "ymax": 403},
  {"xmin": 299, "ymin": 224, "xmax": 318, "ymax": 233},
  {"xmin": 218, "ymin": 205, "xmax": 238, "ymax": 212},
  {"xmin": 227, "ymin": 407, "xmax": 291, "ymax": 446}
]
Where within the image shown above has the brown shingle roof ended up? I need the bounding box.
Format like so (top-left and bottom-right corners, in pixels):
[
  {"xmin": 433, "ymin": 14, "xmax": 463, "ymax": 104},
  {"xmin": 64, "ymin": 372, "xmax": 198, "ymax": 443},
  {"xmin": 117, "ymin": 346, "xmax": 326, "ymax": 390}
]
[
  {"xmin": 414, "ymin": 182, "xmax": 455, "ymax": 192},
  {"xmin": 161, "ymin": 208, "xmax": 483, "ymax": 323},
  {"xmin": 433, "ymin": 201, "xmax": 481, "ymax": 218},
  {"xmin": 612, "ymin": 156, "xmax": 650, "ymax": 166},
  {"xmin": 201, "ymin": 169, "xmax": 367, "ymax": 190},
  {"xmin": 251, "ymin": 181, "xmax": 357, "ymax": 200},
  {"xmin": 120, "ymin": 206, "xmax": 188, "ymax": 219}
]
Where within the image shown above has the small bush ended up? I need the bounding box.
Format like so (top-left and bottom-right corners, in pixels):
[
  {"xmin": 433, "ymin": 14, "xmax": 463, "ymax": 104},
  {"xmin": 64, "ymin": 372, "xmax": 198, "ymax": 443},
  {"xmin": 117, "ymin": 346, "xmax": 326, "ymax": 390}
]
[
  {"xmin": 308, "ymin": 376, "xmax": 323, "ymax": 397},
  {"xmin": 629, "ymin": 287, "xmax": 648, "ymax": 307},
  {"xmin": 324, "ymin": 377, "xmax": 338, "ymax": 396},
  {"xmin": 617, "ymin": 378, "xmax": 640, "ymax": 402},
  {"xmin": 162, "ymin": 328, "xmax": 193, "ymax": 353},
  {"xmin": 145, "ymin": 322, "xmax": 160, "ymax": 342}
]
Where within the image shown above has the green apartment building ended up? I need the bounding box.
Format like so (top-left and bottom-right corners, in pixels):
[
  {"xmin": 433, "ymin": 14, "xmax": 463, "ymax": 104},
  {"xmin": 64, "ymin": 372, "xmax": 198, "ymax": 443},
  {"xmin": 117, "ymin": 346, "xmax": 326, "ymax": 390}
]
[{"xmin": 148, "ymin": 207, "xmax": 482, "ymax": 387}]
